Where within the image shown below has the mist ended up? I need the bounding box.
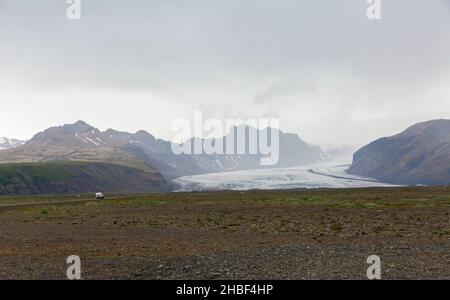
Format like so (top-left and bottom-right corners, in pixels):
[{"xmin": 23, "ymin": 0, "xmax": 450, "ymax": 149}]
[{"xmin": 0, "ymin": 0, "xmax": 449, "ymax": 148}]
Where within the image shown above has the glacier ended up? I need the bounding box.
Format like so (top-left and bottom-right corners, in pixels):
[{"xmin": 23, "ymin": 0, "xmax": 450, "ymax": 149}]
[{"xmin": 172, "ymin": 156, "xmax": 399, "ymax": 192}]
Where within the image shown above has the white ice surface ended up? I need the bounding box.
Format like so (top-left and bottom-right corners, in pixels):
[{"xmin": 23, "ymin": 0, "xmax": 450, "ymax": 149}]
[{"xmin": 172, "ymin": 155, "xmax": 399, "ymax": 191}]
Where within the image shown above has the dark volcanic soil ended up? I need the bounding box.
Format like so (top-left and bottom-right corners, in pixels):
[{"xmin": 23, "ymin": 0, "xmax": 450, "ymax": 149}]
[{"xmin": 0, "ymin": 187, "xmax": 449, "ymax": 280}]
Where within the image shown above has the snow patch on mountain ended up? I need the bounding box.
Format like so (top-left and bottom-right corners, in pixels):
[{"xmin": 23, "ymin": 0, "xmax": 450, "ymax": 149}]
[{"xmin": 0, "ymin": 137, "xmax": 26, "ymax": 150}]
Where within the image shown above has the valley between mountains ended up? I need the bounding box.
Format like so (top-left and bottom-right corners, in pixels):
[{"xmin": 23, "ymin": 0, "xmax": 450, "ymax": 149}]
[{"xmin": 1, "ymin": 119, "xmax": 450, "ymax": 194}]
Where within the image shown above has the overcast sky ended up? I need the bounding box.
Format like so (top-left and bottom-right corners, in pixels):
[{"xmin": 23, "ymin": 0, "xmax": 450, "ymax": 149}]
[{"xmin": 1, "ymin": 0, "xmax": 449, "ymax": 147}]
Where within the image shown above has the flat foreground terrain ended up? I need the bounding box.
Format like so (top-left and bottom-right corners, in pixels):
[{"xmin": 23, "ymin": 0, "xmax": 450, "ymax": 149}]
[{"xmin": 0, "ymin": 187, "xmax": 449, "ymax": 279}]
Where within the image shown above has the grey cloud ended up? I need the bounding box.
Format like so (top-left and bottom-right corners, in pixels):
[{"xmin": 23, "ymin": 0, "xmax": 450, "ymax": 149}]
[
  {"xmin": 0, "ymin": 0, "xmax": 449, "ymax": 147},
  {"xmin": 253, "ymin": 75, "xmax": 317, "ymax": 104}
]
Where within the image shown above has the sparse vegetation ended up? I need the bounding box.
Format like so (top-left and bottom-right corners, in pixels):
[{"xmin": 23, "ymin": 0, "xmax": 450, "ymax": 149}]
[
  {"xmin": 0, "ymin": 161, "xmax": 168, "ymax": 195},
  {"xmin": 0, "ymin": 186, "xmax": 449, "ymax": 279}
]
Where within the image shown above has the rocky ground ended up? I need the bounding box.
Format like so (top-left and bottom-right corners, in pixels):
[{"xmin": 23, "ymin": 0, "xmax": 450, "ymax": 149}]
[{"xmin": 0, "ymin": 187, "xmax": 449, "ymax": 280}]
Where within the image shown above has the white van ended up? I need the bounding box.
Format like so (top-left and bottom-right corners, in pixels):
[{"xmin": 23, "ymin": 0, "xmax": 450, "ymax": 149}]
[{"xmin": 95, "ymin": 192, "xmax": 105, "ymax": 200}]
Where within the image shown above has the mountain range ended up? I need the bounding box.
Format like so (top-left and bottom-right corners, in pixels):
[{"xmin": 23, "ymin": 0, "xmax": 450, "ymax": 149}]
[
  {"xmin": 0, "ymin": 137, "xmax": 25, "ymax": 150},
  {"xmin": 2, "ymin": 119, "xmax": 450, "ymax": 194},
  {"xmin": 0, "ymin": 121, "xmax": 325, "ymax": 195},
  {"xmin": 348, "ymin": 119, "xmax": 450, "ymax": 185}
]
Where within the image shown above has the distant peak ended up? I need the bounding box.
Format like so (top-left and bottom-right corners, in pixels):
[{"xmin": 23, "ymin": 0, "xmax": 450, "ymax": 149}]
[
  {"xmin": 42, "ymin": 120, "xmax": 99, "ymax": 136},
  {"xmin": 134, "ymin": 130, "xmax": 157, "ymax": 143},
  {"xmin": 104, "ymin": 128, "xmax": 121, "ymax": 134},
  {"xmin": 0, "ymin": 136, "xmax": 26, "ymax": 149},
  {"xmin": 135, "ymin": 130, "xmax": 154, "ymax": 137},
  {"xmin": 64, "ymin": 120, "xmax": 96, "ymax": 131},
  {"xmin": 72, "ymin": 120, "xmax": 92, "ymax": 127}
]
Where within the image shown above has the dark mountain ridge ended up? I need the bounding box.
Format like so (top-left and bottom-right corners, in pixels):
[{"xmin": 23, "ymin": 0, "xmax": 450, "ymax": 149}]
[{"xmin": 348, "ymin": 119, "xmax": 450, "ymax": 185}]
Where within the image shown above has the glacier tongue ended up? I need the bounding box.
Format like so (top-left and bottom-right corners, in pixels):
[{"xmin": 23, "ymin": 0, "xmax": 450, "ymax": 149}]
[{"xmin": 172, "ymin": 161, "xmax": 399, "ymax": 192}]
